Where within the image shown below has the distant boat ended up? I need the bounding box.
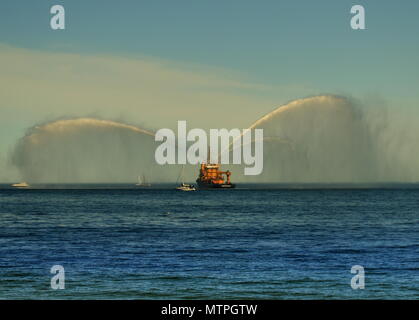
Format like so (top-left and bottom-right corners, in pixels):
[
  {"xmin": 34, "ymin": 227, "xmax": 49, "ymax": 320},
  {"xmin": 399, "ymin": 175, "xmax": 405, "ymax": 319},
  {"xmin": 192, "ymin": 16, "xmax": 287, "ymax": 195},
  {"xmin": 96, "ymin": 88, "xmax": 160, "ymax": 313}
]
[
  {"xmin": 11, "ymin": 182, "xmax": 29, "ymax": 188},
  {"xmin": 175, "ymin": 165, "xmax": 196, "ymax": 191},
  {"xmin": 196, "ymin": 162, "xmax": 235, "ymax": 189},
  {"xmin": 136, "ymin": 174, "xmax": 151, "ymax": 187},
  {"xmin": 176, "ymin": 183, "xmax": 196, "ymax": 191}
]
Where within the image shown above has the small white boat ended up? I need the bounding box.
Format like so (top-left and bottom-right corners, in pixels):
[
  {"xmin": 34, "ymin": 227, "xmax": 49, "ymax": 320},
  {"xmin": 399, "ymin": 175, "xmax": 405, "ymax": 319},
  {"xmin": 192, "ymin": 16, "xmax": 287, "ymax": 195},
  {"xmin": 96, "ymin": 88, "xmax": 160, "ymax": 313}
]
[
  {"xmin": 176, "ymin": 183, "xmax": 196, "ymax": 191},
  {"xmin": 175, "ymin": 165, "xmax": 195, "ymax": 191},
  {"xmin": 136, "ymin": 174, "xmax": 151, "ymax": 187},
  {"xmin": 11, "ymin": 182, "xmax": 30, "ymax": 188}
]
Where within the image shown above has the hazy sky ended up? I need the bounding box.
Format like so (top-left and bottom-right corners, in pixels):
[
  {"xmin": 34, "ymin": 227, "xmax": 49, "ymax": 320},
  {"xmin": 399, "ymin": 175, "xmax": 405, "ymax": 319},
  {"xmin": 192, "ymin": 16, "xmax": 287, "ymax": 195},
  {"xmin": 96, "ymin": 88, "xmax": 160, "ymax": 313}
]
[{"xmin": 1, "ymin": 0, "xmax": 419, "ymax": 180}]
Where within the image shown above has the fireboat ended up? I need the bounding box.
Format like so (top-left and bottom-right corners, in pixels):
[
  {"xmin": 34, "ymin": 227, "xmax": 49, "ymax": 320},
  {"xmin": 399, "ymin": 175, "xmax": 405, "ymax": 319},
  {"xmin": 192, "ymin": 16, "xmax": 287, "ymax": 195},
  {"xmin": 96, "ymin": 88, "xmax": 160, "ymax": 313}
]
[{"xmin": 196, "ymin": 162, "xmax": 235, "ymax": 189}]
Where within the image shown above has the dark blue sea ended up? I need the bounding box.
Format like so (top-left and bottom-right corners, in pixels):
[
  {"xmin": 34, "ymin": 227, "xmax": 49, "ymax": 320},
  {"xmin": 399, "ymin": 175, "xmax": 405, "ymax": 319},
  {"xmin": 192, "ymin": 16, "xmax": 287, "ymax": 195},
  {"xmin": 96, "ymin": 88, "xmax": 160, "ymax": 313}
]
[{"xmin": 0, "ymin": 184, "xmax": 418, "ymax": 299}]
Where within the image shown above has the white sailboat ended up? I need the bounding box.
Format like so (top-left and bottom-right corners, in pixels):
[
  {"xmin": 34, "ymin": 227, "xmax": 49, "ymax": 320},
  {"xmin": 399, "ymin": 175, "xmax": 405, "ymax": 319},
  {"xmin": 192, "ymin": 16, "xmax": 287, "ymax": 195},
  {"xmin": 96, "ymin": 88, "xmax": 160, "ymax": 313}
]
[
  {"xmin": 176, "ymin": 182, "xmax": 196, "ymax": 191},
  {"xmin": 176, "ymin": 165, "xmax": 196, "ymax": 191},
  {"xmin": 136, "ymin": 174, "xmax": 151, "ymax": 187}
]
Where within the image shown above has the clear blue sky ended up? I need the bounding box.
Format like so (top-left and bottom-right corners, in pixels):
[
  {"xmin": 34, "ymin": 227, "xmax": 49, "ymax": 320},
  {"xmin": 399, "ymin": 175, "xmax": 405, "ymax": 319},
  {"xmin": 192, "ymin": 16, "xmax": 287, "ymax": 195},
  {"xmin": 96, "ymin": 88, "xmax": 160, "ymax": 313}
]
[{"xmin": 1, "ymin": 0, "xmax": 419, "ymax": 96}]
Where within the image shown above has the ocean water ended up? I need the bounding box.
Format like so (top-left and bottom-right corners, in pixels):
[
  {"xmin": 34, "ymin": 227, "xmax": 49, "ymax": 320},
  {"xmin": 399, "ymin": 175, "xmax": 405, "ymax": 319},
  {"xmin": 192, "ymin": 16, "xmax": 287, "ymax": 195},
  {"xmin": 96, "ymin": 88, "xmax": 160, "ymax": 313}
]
[{"xmin": 0, "ymin": 185, "xmax": 418, "ymax": 299}]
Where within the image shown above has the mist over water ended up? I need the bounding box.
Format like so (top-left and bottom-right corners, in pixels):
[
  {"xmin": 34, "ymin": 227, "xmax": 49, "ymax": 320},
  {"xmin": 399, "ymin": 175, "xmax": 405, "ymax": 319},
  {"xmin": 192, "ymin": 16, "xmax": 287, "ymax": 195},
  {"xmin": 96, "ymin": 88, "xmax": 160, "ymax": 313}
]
[
  {"xmin": 11, "ymin": 96, "xmax": 419, "ymax": 183},
  {"xmin": 12, "ymin": 118, "xmax": 179, "ymax": 183},
  {"xmin": 240, "ymin": 95, "xmax": 376, "ymax": 182},
  {"xmin": 238, "ymin": 95, "xmax": 419, "ymax": 183}
]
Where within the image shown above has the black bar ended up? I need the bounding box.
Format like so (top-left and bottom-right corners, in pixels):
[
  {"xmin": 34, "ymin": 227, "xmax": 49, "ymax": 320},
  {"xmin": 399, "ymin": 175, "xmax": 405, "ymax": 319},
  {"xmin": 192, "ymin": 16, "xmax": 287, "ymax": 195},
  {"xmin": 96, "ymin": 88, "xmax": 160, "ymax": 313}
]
[{"xmin": 0, "ymin": 300, "xmax": 416, "ymax": 318}]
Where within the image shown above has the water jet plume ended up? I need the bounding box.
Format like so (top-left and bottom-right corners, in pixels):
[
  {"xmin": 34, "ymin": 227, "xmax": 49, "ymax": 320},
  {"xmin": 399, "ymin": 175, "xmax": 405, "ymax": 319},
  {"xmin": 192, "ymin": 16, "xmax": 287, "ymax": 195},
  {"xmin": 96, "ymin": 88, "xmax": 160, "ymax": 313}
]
[{"xmin": 12, "ymin": 118, "xmax": 177, "ymax": 183}]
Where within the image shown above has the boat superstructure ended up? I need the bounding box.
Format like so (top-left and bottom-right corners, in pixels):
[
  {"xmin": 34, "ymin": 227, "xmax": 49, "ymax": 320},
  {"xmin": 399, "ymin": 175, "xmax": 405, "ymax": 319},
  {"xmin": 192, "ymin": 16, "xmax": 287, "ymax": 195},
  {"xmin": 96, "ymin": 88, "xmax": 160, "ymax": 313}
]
[{"xmin": 196, "ymin": 162, "xmax": 235, "ymax": 189}]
